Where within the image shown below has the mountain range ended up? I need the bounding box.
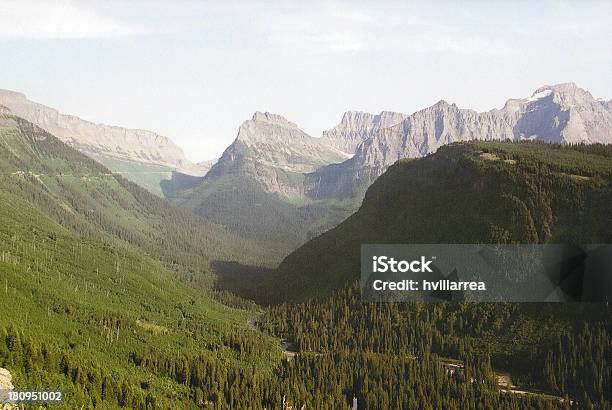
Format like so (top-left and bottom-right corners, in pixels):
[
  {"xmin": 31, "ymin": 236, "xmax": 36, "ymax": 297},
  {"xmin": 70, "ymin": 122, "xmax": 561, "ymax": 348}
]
[
  {"xmin": 3, "ymin": 83, "xmax": 611, "ymax": 263},
  {"xmin": 308, "ymin": 83, "xmax": 612, "ymax": 199},
  {"xmin": 170, "ymin": 83, "xmax": 612, "ymax": 261},
  {"xmin": 0, "ymin": 83, "xmax": 610, "ymax": 408}
]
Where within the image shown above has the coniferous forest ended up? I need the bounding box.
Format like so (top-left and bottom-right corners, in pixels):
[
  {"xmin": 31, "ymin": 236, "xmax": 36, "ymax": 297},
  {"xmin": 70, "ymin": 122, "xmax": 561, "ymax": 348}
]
[{"xmin": 0, "ymin": 113, "xmax": 611, "ymax": 409}]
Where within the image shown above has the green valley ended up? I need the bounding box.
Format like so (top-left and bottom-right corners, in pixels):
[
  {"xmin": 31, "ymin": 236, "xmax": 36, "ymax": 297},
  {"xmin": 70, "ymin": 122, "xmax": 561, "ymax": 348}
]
[{"xmin": 0, "ymin": 113, "xmax": 610, "ymax": 409}]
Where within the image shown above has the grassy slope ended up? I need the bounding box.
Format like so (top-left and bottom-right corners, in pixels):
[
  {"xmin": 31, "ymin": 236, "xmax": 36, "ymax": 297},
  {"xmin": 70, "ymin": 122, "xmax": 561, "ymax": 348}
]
[
  {"xmin": 267, "ymin": 141, "xmax": 612, "ymax": 303},
  {"xmin": 90, "ymin": 155, "xmax": 174, "ymax": 197}
]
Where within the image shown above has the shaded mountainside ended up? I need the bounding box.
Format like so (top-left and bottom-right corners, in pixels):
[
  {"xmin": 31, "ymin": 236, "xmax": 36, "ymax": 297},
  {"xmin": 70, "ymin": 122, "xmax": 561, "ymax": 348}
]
[
  {"xmin": 254, "ymin": 141, "xmax": 612, "ymax": 407},
  {"xmin": 263, "ymin": 141, "xmax": 612, "ymax": 303},
  {"xmin": 172, "ymin": 170, "xmax": 357, "ymax": 255},
  {"xmin": 169, "ymin": 112, "xmax": 361, "ymax": 260}
]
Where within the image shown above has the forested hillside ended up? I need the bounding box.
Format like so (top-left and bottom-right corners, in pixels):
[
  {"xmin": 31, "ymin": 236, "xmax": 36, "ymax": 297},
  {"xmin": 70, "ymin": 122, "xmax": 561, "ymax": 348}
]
[
  {"xmin": 0, "ymin": 190, "xmax": 282, "ymax": 408},
  {"xmin": 251, "ymin": 142, "xmax": 612, "ymax": 408},
  {"xmin": 263, "ymin": 141, "xmax": 612, "ymax": 302},
  {"xmin": 253, "ymin": 141, "xmax": 611, "ymax": 408},
  {"xmin": 259, "ymin": 283, "xmax": 611, "ymax": 407}
]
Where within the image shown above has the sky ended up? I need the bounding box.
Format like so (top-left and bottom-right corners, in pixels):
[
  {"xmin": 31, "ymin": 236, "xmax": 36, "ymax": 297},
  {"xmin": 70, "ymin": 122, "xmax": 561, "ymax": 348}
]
[{"xmin": 0, "ymin": 1, "xmax": 611, "ymax": 162}]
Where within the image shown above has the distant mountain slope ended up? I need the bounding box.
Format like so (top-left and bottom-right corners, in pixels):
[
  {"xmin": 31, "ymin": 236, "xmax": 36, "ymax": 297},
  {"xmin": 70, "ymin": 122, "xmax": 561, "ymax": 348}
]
[
  {"xmin": 264, "ymin": 141, "xmax": 612, "ymax": 302},
  {"xmin": 0, "ymin": 111, "xmax": 275, "ymax": 284},
  {"xmin": 319, "ymin": 110, "xmax": 406, "ymax": 156},
  {"xmin": 0, "ymin": 90, "xmax": 208, "ymax": 195},
  {"xmin": 88, "ymin": 156, "xmax": 177, "ymax": 197},
  {"xmin": 171, "ymin": 112, "xmax": 360, "ymax": 260},
  {"xmin": 308, "ymin": 83, "xmax": 612, "ymax": 200},
  {"xmin": 197, "ymin": 158, "xmax": 216, "ymax": 174},
  {"xmin": 206, "ymin": 111, "xmax": 347, "ymax": 196}
]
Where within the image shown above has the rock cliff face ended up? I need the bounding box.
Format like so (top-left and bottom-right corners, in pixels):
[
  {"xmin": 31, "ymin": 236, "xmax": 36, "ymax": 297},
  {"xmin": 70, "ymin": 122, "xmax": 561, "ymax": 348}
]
[
  {"xmin": 205, "ymin": 111, "xmax": 346, "ymax": 197},
  {"xmin": 0, "ymin": 368, "xmax": 13, "ymax": 390},
  {"xmin": 0, "ymin": 367, "xmax": 15, "ymax": 410},
  {"xmin": 353, "ymin": 83, "xmax": 611, "ymax": 169},
  {"xmin": 0, "ymin": 89, "xmax": 206, "ymax": 176},
  {"xmin": 307, "ymin": 83, "xmax": 612, "ymax": 199},
  {"xmin": 319, "ymin": 110, "xmax": 406, "ymax": 156},
  {"xmin": 219, "ymin": 111, "xmax": 346, "ymax": 173}
]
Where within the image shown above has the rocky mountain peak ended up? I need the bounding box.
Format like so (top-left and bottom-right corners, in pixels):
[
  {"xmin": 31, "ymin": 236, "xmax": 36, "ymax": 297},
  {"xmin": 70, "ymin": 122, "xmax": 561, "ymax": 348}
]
[
  {"xmin": 236, "ymin": 111, "xmax": 305, "ymax": 144},
  {"xmin": 531, "ymin": 83, "xmax": 595, "ymax": 106},
  {"xmin": 336, "ymin": 110, "xmax": 406, "ymax": 129},
  {"xmin": 432, "ymin": 99, "xmax": 452, "ymax": 108},
  {"xmin": 320, "ymin": 110, "xmax": 406, "ymax": 156},
  {"xmin": 339, "ymin": 111, "xmax": 376, "ymax": 124},
  {"xmin": 416, "ymin": 100, "xmax": 459, "ymax": 117},
  {"xmin": 515, "ymin": 83, "xmax": 610, "ymax": 144},
  {"xmin": 251, "ymin": 111, "xmax": 298, "ymax": 128},
  {"xmin": 536, "ymin": 82, "xmax": 579, "ymax": 94},
  {"xmin": 377, "ymin": 111, "xmax": 407, "ymax": 126},
  {"xmin": 210, "ymin": 111, "xmax": 347, "ymax": 191},
  {"xmin": 308, "ymin": 83, "xmax": 612, "ymax": 200}
]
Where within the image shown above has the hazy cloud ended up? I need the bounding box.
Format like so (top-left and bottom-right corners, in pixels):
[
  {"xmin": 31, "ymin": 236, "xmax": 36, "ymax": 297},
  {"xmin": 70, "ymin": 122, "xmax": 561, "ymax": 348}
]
[
  {"xmin": 0, "ymin": 1, "xmax": 609, "ymax": 161},
  {"xmin": 257, "ymin": 2, "xmax": 506, "ymax": 56},
  {"xmin": 0, "ymin": 1, "xmax": 151, "ymax": 39}
]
